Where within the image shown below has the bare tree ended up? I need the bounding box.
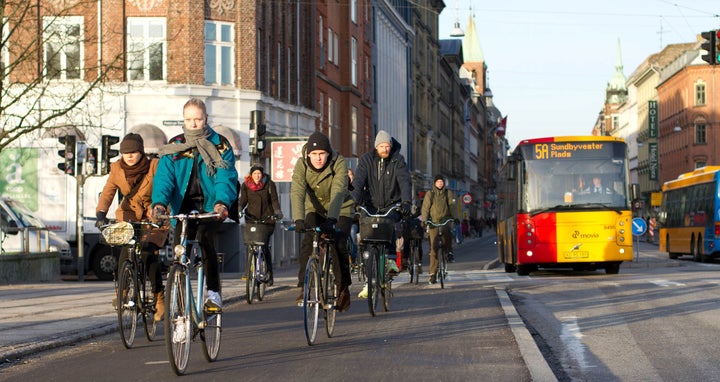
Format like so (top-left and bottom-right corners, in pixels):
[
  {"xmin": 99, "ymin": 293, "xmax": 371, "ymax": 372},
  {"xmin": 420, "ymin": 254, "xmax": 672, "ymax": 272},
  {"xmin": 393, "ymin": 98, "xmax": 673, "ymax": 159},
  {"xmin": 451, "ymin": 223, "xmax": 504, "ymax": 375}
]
[{"xmin": 0, "ymin": 0, "xmax": 126, "ymax": 152}]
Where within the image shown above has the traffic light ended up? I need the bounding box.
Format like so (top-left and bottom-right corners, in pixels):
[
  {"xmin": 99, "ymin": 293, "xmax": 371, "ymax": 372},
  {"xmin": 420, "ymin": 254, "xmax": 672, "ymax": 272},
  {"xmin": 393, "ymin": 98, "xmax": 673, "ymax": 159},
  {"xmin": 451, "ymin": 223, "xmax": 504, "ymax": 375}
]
[
  {"xmin": 700, "ymin": 30, "xmax": 719, "ymax": 65},
  {"xmin": 57, "ymin": 135, "xmax": 76, "ymax": 175},
  {"xmin": 100, "ymin": 135, "xmax": 120, "ymax": 175},
  {"xmin": 249, "ymin": 110, "xmax": 266, "ymax": 155}
]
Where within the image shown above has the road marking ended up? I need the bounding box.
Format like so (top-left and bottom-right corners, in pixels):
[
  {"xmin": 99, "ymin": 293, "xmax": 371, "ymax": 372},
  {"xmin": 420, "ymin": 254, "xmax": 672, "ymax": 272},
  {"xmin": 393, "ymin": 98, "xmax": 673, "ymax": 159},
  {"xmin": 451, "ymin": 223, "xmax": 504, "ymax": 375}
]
[
  {"xmin": 650, "ymin": 279, "xmax": 685, "ymax": 287},
  {"xmin": 560, "ymin": 315, "xmax": 593, "ymax": 372}
]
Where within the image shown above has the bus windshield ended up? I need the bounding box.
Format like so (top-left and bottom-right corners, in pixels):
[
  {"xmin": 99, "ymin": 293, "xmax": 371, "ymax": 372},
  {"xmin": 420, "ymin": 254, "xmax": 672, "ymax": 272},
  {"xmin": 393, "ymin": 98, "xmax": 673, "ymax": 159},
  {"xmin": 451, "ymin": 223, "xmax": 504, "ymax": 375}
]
[{"xmin": 520, "ymin": 143, "xmax": 629, "ymax": 213}]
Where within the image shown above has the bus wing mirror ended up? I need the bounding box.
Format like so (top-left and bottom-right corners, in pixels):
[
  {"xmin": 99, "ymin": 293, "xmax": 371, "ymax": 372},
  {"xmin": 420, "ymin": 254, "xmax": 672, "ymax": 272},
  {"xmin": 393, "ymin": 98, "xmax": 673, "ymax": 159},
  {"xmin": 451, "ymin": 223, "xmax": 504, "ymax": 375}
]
[{"xmin": 507, "ymin": 159, "xmax": 517, "ymax": 181}]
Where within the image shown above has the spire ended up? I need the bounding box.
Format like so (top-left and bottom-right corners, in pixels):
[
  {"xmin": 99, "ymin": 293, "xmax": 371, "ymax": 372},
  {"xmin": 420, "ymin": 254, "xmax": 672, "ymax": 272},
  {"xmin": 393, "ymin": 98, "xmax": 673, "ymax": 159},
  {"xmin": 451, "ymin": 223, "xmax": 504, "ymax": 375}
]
[
  {"xmin": 462, "ymin": 14, "xmax": 484, "ymax": 63},
  {"xmin": 606, "ymin": 38, "xmax": 627, "ymax": 103}
]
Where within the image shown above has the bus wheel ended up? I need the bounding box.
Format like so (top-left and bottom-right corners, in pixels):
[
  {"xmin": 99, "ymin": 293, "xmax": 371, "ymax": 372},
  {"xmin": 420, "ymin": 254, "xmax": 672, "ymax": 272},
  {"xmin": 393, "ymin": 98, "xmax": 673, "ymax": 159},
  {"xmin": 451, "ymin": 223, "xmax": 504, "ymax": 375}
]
[
  {"xmin": 517, "ymin": 265, "xmax": 531, "ymax": 276},
  {"xmin": 692, "ymin": 237, "xmax": 703, "ymax": 262},
  {"xmin": 695, "ymin": 238, "xmax": 705, "ymax": 263},
  {"xmin": 605, "ymin": 262, "xmax": 621, "ymax": 274}
]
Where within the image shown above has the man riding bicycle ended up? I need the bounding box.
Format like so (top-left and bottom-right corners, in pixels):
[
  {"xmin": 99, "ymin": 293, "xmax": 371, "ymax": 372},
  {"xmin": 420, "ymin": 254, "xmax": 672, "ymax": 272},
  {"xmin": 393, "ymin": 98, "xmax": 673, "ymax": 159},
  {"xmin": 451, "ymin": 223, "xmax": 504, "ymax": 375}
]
[
  {"xmin": 352, "ymin": 130, "xmax": 412, "ymax": 296},
  {"xmin": 421, "ymin": 174, "xmax": 456, "ymax": 284},
  {"xmin": 290, "ymin": 131, "xmax": 354, "ymax": 312}
]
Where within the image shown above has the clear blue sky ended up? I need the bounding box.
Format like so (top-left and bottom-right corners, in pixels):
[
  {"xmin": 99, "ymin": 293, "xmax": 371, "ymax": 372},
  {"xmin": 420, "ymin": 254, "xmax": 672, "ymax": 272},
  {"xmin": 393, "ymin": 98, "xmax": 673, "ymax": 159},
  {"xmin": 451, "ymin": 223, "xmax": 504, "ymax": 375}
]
[{"xmin": 438, "ymin": 1, "xmax": 720, "ymax": 149}]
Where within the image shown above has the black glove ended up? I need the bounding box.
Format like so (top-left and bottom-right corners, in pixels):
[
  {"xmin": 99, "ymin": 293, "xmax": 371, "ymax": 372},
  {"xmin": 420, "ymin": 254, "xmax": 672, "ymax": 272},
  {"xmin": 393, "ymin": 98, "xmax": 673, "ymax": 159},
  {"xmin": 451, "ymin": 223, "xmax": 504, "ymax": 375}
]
[
  {"xmin": 319, "ymin": 218, "xmax": 337, "ymax": 234},
  {"xmin": 294, "ymin": 219, "xmax": 305, "ymax": 231},
  {"xmin": 400, "ymin": 202, "xmax": 412, "ymax": 217},
  {"xmin": 95, "ymin": 211, "xmax": 108, "ymax": 228},
  {"xmin": 274, "ymin": 212, "xmax": 284, "ymax": 221}
]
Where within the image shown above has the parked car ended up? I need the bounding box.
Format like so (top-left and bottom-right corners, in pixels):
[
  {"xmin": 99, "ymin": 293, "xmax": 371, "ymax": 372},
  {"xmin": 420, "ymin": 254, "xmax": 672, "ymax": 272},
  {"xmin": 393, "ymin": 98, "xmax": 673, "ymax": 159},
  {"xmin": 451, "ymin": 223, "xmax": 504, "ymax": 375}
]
[{"xmin": 0, "ymin": 197, "xmax": 72, "ymax": 270}]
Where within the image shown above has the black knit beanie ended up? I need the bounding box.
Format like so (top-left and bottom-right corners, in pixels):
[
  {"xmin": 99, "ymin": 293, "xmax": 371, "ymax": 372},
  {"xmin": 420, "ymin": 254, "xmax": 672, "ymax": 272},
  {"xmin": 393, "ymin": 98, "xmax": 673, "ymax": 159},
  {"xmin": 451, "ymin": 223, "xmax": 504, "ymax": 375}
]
[{"xmin": 306, "ymin": 131, "xmax": 332, "ymax": 154}]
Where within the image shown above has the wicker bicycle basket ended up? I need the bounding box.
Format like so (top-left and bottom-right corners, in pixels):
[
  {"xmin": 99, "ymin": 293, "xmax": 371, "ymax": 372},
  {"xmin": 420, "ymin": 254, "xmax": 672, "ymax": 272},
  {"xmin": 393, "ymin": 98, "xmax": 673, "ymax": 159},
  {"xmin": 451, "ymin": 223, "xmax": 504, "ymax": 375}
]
[
  {"xmin": 359, "ymin": 216, "xmax": 395, "ymax": 242},
  {"xmin": 242, "ymin": 223, "xmax": 275, "ymax": 245},
  {"xmin": 100, "ymin": 221, "xmax": 134, "ymax": 246}
]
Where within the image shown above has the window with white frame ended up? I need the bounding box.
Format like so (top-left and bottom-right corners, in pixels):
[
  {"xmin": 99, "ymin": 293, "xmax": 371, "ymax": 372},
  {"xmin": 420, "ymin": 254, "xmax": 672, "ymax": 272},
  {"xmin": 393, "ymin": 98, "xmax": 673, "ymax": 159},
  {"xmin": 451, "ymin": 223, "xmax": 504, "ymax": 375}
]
[
  {"xmin": 695, "ymin": 81, "xmax": 706, "ymax": 106},
  {"xmin": 127, "ymin": 17, "xmax": 166, "ymax": 81},
  {"xmin": 333, "ymin": 32, "xmax": 338, "ymax": 66},
  {"xmin": 204, "ymin": 21, "xmax": 234, "ymax": 86},
  {"xmin": 351, "ymin": 106, "xmax": 358, "ymax": 156},
  {"xmin": 43, "ymin": 16, "xmax": 83, "ymax": 80},
  {"xmin": 1, "ymin": 20, "xmax": 8, "ymax": 80},
  {"xmin": 351, "ymin": 0, "xmax": 357, "ymax": 24},
  {"xmin": 327, "ymin": 28, "xmax": 333, "ymax": 63},
  {"xmin": 351, "ymin": 37, "xmax": 357, "ymax": 86}
]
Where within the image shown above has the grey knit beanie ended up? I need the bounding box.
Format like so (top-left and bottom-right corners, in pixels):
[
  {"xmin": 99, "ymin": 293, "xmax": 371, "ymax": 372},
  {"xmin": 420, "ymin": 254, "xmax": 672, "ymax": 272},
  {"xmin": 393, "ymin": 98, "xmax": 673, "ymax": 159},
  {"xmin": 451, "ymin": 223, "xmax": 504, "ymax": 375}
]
[{"xmin": 374, "ymin": 130, "xmax": 391, "ymax": 148}]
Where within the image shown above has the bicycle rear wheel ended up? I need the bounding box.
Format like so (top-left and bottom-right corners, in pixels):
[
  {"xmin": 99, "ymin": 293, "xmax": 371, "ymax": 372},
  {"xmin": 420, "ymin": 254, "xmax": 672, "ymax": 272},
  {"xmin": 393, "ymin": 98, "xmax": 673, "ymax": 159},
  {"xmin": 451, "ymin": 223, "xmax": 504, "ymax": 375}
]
[
  {"xmin": 366, "ymin": 248, "xmax": 379, "ymax": 317},
  {"xmin": 201, "ymin": 291, "xmax": 222, "ymax": 362},
  {"xmin": 140, "ymin": 274, "xmax": 157, "ymax": 341},
  {"xmin": 165, "ymin": 264, "xmax": 191, "ymax": 375},
  {"xmin": 245, "ymin": 248, "xmax": 257, "ymax": 304},
  {"xmin": 303, "ymin": 258, "xmax": 320, "ymax": 345},
  {"xmin": 409, "ymin": 244, "xmax": 420, "ymax": 284},
  {"xmin": 117, "ymin": 261, "xmax": 137, "ymax": 349},
  {"xmin": 324, "ymin": 249, "xmax": 337, "ymax": 338},
  {"xmin": 257, "ymin": 250, "xmax": 267, "ymax": 301},
  {"xmin": 438, "ymin": 248, "xmax": 445, "ymax": 289}
]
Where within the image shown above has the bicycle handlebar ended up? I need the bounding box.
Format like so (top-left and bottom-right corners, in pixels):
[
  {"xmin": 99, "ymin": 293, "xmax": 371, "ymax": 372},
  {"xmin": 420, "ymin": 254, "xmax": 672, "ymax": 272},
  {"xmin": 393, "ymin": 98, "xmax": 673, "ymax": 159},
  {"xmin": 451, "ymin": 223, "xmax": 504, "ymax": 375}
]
[
  {"xmin": 425, "ymin": 218, "xmax": 455, "ymax": 228},
  {"xmin": 355, "ymin": 203, "xmax": 401, "ymax": 218},
  {"xmin": 156, "ymin": 211, "xmax": 220, "ymax": 221}
]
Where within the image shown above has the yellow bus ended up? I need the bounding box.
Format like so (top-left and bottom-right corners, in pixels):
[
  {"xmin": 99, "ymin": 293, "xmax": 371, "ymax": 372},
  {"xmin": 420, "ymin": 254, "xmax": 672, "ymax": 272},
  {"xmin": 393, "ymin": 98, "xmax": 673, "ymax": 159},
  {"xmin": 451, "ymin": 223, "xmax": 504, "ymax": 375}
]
[
  {"xmin": 658, "ymin": 166, "xmax": 720, "ymax": 262},
  {"xmin": 496, "ymin": 136, "xmax": 634, "ymax": 275}
]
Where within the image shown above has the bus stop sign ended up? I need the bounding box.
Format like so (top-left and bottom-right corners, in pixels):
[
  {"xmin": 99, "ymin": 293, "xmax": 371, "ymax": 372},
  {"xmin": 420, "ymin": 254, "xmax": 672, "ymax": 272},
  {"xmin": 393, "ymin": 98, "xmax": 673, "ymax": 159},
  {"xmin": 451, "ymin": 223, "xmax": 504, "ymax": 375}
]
[{"xmin": 632, "ymin": 217, "xmax": 647, "ymax": 236}]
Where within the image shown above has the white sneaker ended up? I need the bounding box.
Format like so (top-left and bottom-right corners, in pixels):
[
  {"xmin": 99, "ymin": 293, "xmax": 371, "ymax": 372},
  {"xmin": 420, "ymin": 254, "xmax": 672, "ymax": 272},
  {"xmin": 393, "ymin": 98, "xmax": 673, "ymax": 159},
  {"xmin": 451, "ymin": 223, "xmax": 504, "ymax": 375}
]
[
  {"xmin": 173, "ymin": 316, "xmax": 187, "ymax": 343},
  {"xmin": 358, "ymin": 284, "xmax": 368, "ymax": 299},
  {"xmin": 205, "ymin": 290, "xmax": 222, "ymax": 310}
]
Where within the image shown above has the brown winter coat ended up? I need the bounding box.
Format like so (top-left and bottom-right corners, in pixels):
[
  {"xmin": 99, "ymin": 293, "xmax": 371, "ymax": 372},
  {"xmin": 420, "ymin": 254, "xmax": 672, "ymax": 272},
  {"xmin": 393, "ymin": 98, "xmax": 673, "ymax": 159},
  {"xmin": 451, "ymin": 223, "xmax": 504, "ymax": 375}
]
[{"xmin": 96, "ymin": 158, "xmax": 159, "ymax": 221}]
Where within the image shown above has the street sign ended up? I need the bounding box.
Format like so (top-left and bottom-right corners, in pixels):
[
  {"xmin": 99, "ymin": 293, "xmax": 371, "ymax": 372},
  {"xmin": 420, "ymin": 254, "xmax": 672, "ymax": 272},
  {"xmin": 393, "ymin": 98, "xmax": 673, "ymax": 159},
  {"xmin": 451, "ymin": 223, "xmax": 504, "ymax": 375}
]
[
  {"xmin": 461, "ymin": 193, "xmax": 472, "ymax": 205},
  {"xmin": 631, "ymin": 217, "xmax": 647, "ymax": 236}
]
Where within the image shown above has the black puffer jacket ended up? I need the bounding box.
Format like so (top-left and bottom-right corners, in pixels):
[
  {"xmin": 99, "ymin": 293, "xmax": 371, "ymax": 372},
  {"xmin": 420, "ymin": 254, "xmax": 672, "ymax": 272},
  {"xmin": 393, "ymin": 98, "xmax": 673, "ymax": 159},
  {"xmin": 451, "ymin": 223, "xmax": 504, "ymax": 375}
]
[{"xmin": 351, "ymin": 137, "xmax": 412, "ymax": 212}]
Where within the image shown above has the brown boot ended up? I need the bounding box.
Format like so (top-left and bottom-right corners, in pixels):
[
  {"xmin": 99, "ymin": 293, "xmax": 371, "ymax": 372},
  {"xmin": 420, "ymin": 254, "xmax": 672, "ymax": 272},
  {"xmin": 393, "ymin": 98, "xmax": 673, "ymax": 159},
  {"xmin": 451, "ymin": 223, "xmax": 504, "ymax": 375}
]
[
  {"xmin": 336, "ymin": 285, "xmax": 351, "ymax": 312},
  {"xmin": 154, "ymin": 291, "xmax": 165, "ymax": 321}
]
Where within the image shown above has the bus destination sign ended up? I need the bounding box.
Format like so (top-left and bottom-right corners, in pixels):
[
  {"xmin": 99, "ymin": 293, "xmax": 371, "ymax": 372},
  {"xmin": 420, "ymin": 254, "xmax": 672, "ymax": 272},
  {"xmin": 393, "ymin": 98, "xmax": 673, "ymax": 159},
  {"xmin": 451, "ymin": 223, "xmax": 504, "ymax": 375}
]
[{"xmin": 530, "ymin": 142, "xmax": 611, "ymax": 160}]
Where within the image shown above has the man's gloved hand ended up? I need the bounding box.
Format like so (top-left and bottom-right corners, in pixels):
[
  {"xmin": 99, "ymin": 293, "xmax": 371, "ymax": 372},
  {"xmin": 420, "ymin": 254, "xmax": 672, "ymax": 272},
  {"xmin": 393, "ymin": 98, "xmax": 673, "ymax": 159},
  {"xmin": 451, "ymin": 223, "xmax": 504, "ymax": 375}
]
[
  {"xmin": 95, "ymin": 211, "xmax": 108, "ymax": 228},
  {"xmin": 214, "ymin": 204, "xmax": 229, "ymax": 221},
  {"xmin": 274, "ymin": 212, "xmax": 284, "ymax": 221},
  {"xmin": 294, "ymin": 219, "xmax": 305, "ymax": 231},
  {"xmin": 320, "ymin": 218, "xmax": 337, "ymax": 234},
  {"xmin": 400, "ymin": 202, "xmax": 412, "ymax": 217},
  {"xmin": 152, "ymin": 205, "xmax": 167, "ymax": 221}
]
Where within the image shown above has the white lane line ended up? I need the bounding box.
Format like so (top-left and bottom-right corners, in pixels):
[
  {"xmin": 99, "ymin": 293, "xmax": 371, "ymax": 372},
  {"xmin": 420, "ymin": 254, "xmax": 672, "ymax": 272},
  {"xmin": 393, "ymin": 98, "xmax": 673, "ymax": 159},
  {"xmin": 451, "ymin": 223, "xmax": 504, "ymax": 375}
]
[
  {"xmin": 560, "ymin": 315, "xmax": 593, "ymax": 372},
  {"xmin": 650, "ymin": 279, "xmax": 686, "ymax": 287}
]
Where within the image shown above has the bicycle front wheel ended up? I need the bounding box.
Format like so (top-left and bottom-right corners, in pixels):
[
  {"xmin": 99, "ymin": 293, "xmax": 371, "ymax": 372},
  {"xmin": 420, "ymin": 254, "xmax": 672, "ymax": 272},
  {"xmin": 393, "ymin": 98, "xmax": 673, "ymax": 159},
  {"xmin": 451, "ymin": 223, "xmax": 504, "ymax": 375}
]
[
  {"xmin": 245, "ymin": 248, "xmax": 257, "ymax": 304},
  {"xmin": 140, "ymin": 272, "xmax": 157, "ymax": 341},
  {"xmin": 323, "ymin": 250, "xmax": 337, "ymax": 338},
  {"xmin": 438, "ymin": 248, "xmax": 446, "ymax": 289},
  {"xmin": 117, "ymin": 261, "xmax": 138, "ymax": 349},
  {"xmin": 164, "ymin": 264, "xmax": 191, "ymax": 375},
  {"xmin": 303, "ymin": 258, "xmax": 320, "ymax": 345},
  {"xmin": 201, "ymin": 305, "xmax": 222, "ymax": 362},
  {"xmin": 366, "ymin": 248, "xmax": 380, "ymax": 317},
  {"xmin": 382, "ymin": 268, "xmax": 392, "ymax": 312},
  {"xmin": 257, "ymin": 250, "xmax": 267, "ymax": 301}
]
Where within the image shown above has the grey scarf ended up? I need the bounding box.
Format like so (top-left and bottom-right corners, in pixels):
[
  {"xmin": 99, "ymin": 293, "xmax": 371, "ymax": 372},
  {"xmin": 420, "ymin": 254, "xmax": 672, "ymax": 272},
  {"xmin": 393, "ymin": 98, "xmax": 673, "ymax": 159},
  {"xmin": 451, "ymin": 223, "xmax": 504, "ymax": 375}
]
[{"xmin": 158, "ymin": 126, "xmax": 229, "ymax": 176}]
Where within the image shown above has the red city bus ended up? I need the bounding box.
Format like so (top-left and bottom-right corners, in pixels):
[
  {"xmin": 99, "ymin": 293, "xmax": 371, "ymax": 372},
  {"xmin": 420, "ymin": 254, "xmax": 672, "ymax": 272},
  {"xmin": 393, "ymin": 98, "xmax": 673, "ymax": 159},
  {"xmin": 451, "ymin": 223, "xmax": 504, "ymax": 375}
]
[{"xmin": 496, "ymin": 136, "xmax": 634, "ymax": 275}]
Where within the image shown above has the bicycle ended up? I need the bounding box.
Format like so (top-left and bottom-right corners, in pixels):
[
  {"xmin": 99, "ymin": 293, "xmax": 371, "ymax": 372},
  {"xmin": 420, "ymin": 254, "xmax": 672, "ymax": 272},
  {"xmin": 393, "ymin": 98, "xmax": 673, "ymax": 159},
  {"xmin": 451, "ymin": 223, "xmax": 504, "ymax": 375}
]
[
  {"xmin": 101, "ymin": 220, "xmax": 161, "ymax": 349},
  {"xmin": 286, "ymin": 222, "xmax": 338, "ymax": 346},
  {"xmin": 241, "ymin": 210, "xmax": 277, "ymax": 304},
  {"xmin": 426, "ymin": 218, "xmax": 454, "ymax": 289},
  {"xmin": 403, "ymin": 218, "xmax": 424, "ymax": 285},
  {"xmin": 357, "ymin": 204, "xmax": 400, "ymax": 317},
  {"xmin": 159, "ymin": 211, "xmax": 223, "ymax": 375}
]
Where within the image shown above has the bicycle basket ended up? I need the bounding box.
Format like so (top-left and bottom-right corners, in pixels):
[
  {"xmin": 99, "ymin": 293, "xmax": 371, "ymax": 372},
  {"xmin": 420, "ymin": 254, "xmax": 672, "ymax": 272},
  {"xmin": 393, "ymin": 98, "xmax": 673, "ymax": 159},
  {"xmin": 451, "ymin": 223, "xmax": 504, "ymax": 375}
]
[
  {"xmin": 359, "ymin": 216, "xmax": 395, "ymax": 242},
  {"xmin": 101, "ymin": 221, "xmax": 134, "ymax": 246},
  {"xmin": 242, "ymin": 223, "xmax": 275, "ymax": 244}
]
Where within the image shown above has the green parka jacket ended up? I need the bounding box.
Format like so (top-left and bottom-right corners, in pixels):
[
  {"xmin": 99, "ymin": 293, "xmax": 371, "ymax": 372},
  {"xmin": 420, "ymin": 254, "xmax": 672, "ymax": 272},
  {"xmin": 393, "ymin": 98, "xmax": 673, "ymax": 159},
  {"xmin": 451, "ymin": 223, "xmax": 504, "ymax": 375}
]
[{"xmin": 290, "ymin": 149, "xmax": 354, "ymax": 221}]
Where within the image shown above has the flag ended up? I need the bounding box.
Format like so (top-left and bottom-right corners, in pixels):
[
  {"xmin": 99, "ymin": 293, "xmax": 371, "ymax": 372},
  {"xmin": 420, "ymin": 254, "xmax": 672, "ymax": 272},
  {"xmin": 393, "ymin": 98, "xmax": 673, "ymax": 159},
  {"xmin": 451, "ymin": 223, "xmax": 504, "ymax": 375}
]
[{"xmin": 496, "ymin": 116, "xmax": 507, "ymax": 137}]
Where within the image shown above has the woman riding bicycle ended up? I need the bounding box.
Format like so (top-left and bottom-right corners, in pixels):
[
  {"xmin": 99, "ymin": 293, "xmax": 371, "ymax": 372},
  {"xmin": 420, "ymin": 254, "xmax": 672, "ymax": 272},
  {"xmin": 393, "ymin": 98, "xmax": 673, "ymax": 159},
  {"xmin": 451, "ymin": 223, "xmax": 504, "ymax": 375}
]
[
  {"xmin": 421, "ymin": 174, "xmax": 456, "ymax": 284},
  {"xmin": 290, "ymin": 131, "xmax": 353, "ymax": 312},
  {"xmin": 95, "ymin": 133, "xmax": 165, "ymax": 321},
  {"xmin": 239, "ymin": 163, "xmax": 282, "ymax": 285}
]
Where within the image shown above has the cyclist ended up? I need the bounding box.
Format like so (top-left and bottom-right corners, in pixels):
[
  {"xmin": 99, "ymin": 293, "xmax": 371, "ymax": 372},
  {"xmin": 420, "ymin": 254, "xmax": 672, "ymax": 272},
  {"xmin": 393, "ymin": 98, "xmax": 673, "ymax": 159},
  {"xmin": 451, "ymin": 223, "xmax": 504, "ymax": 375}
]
[
  {"xmin": 95, "ymin": 133, "xmax": 165, "ymax": 321},
  {"xmin": 351, "ymin": 130, "xmax": 412, "ymax": 297},
  {"xmin": 239, "ymin": 163, "xmax": 282, "ymax": 285},
  {"xmin": 290, "ymin": 131, "xmax": 354, "ymax": 312},
  {"xmin": 421, "ymin": 174, "xmax": 456, "ymax": 284},
  {"xmin": 151, "ymin": 98, "xmax": 238, "ymax": 311}
]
